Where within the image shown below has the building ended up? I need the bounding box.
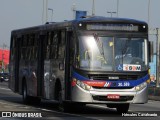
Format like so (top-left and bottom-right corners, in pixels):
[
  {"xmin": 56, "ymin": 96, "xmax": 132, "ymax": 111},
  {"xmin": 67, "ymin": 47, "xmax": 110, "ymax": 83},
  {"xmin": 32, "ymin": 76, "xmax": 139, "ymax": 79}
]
[{"xmin": 0, "ymin": 49, "xmax": 10, "ymax": 72}]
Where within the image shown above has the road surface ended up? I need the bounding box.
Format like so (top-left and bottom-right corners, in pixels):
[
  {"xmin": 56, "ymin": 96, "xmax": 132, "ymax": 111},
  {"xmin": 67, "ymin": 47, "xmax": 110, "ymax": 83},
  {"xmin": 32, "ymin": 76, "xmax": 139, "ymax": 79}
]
[{"xmin": 0, "ymin": 82, "xmax": 159, "ymax": 120}]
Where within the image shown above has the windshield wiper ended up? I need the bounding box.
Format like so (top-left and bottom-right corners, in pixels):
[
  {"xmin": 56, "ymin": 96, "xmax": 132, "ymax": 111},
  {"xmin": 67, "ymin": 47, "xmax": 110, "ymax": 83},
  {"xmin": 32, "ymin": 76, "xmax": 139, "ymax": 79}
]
[
  {"xmin": 122, "ymin": 40, "xmax": 129, "ymax": 55},
  {"xmin": 93, "ymin": 33, "xmax": 107, "ymax": 63},
  {"xmin": 120, "ymin": 38, "xmax": 131, "ymax": 64}
]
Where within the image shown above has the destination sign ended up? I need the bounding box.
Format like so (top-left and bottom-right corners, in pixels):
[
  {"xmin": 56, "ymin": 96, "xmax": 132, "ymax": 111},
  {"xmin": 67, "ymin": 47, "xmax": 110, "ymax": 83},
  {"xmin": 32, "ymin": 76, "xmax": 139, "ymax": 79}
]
[{"xmin": 86, "ymin": 24, "xmax": 139, "ymax": 31}]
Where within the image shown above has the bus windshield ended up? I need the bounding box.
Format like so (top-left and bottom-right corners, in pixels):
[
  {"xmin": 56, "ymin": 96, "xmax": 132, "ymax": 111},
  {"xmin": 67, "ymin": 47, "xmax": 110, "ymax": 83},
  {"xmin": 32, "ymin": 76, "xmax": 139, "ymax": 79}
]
[{"xmin": 78, "ymin": 36, "xmax": 148, "ymax": 71}]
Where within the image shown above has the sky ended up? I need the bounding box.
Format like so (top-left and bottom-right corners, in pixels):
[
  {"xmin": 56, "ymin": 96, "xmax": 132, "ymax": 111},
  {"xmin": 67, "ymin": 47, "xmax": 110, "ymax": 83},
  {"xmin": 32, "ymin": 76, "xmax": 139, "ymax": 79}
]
[{"xmin": 0, "ymin": 0, "xmax": 160, "ymax": 48}]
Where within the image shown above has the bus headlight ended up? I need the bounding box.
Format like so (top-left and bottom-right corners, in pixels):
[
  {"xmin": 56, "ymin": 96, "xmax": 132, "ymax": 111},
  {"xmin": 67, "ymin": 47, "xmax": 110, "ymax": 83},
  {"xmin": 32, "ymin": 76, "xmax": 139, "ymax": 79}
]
[
  {"xmin": 85, "ymin": 84, "xmax": 92, "ymax": 90},
  {"xmin": 135, "ymin": 82, "xmax": 147, "ymax": 91},
  {"xmin": 76, "ymin": 80, "xmax": 81, "ymax": 86},
  {"xmin": 76, "ymin": 79, "xmax": 92, "ymax": 91},
  {"xmin": 80, "ymin": 82, "xmax": 86, "ymax": 89}
]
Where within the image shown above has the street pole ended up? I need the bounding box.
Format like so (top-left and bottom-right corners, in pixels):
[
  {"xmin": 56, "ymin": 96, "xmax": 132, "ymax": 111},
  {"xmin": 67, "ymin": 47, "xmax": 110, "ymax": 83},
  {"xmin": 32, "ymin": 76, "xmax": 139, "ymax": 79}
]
[
  {"xmin": 148, "ymin": 0, "xmax": 150, "ymax": 27},
  {"xmin": 46, "ymin": 0, "xmax": 48, "ymax": 23},
  {"xmin": 117, "ymin": 0, "xmax": 119, "ymax": 17},
  {"xmin": 72, "ymin": 4, "xmax": 76, "ymax": 19},
  {"xmin": 42, "ymin": 0, "xmax": 48, "ymax": 24},
  {"xmin": 42, "ymin": 0, "xmax": 45, "ymax": 24},
  {"xmin": 92, "ymin": 0, "xmax": 95, "ymax": 16},
  {"xmin": 156, "ymin": 28, "xmax": 160, "ymax": 87}
]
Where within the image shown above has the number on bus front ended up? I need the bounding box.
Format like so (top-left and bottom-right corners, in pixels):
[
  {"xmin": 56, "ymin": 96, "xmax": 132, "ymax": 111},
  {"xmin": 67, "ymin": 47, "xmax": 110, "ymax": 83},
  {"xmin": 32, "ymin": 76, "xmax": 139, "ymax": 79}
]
[{"xmin": 118, "ymin": 82, "xmax": 130, "ymax": 87}]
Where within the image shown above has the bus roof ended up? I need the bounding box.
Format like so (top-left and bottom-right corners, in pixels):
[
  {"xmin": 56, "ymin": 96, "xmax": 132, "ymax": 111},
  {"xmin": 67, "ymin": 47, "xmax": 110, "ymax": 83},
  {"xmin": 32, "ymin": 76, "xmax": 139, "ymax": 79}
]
[
  {"xmin": 11, "ymin": 16, "xmax": 147, "ymax": 34},
  {"xmin": 73, "ymin": 16, "xmax": 147, "ymax": 24}
]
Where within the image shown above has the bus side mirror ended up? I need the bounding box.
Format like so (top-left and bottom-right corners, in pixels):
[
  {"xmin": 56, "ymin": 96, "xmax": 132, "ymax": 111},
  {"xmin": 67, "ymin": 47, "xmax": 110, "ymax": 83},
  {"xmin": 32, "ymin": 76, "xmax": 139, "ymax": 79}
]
[
  {"xmin": 148, "ymin": 41, "xmax": 153, "ymax": 62},
  {"xmin": 59, "ymin": 63, "xmax": 64, "ymax": 70}
]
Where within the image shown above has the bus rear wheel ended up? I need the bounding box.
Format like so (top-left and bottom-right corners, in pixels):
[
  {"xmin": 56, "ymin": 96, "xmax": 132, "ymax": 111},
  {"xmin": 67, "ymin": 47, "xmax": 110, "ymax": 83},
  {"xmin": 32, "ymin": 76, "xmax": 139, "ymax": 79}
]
[
  {"xmin": 22, "ymin": 82, "xmax": 32, "ymax": 104},
  {"xmin": 22, "ymin": 82, "xmax": 41, "ymax": 105}
]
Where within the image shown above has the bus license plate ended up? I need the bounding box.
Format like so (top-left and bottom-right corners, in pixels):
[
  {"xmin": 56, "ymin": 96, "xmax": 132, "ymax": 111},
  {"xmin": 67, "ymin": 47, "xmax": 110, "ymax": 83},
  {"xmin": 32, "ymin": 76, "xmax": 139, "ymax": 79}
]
[{"xmin": 107, "ymin": 94, "xmax": 120, "ymax": 99}]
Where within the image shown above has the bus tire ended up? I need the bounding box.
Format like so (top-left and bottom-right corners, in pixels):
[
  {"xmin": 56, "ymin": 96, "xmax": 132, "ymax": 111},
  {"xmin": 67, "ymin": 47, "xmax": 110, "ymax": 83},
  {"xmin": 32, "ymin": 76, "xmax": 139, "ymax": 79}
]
[
  {"xmin": 116, "ymin": 103, "xmax": 129, "ymax": 113},
  {"xmin": 22, "ymin": 82, "xmax": 32, "ymax": 104},
  {"xmin": 22, "ymin": 80, "xmax": 41, "ymax": 105}
]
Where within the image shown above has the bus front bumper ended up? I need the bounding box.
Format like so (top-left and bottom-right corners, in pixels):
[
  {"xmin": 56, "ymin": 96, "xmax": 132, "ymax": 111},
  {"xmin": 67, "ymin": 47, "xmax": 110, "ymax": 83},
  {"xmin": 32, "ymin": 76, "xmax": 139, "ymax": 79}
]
[{"xmin": 71, "ymin": 85, "xmax": 148, "ymax": 104}]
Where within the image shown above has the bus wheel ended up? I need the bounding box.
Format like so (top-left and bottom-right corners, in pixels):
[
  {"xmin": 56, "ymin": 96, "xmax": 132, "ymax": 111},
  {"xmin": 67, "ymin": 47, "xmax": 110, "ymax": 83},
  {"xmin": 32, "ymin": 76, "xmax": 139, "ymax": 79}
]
[
  {"xmin": 116, "ymin": 104, "xmax": 129, "ymax": 113},
  {"xmin": 22, "ymin": 83, "xmax": 41, "ymax": 105},
  {"xmin": 22, "ymin": 82, "xmax": 31, "ymax": 104}
]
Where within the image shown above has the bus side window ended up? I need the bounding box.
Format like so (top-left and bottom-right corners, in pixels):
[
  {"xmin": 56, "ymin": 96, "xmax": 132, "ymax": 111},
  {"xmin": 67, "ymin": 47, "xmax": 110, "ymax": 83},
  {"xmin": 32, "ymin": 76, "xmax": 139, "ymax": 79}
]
[
  {"xmin": 69, "ymin": 32, "xmax": 75, "ymax": 64},
  {"xmin": 50, "ymin": 31, "xmax": 60, "ymax": 59},
  {"xmin": 58, "ymin": 31, "xmax": 65, "ymax": 59},
  {"xmin": 30, "ymin": 34, "xmax": 35, "ymax": 60},
  {"xmin": 45, "ymin": 32, "xmax": 51, "ymax": 60},
  {"xmin": 23, "ymin": 35, "xmax": 28, "ymax": 59},
  {"xmin": 32, "ymin": 34, "xmax": 37, "ymax": 60},
  {"xmin": 11, "ymin": 36, "xmax": 16, "ymax": 60},
  {"xmin": 34, "ymin": 34, "xmax": 38, "ymax": 59},
  {"xmin": 27, "ymin": 34, "xmax": 31, "ymax": 60},
  {"xmin": 20, "ymin": 36, "xmax": 23, "ymax": 60}
]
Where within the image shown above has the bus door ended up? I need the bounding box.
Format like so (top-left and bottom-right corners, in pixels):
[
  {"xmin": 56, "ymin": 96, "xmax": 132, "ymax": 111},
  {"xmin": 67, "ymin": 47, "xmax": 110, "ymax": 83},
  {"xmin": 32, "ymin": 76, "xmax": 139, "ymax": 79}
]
[
  {"xmin": 44, "ymin": 31, "xmax": 59, "ymax": 99},
  {"xmin": 14, "ymin": 36, "xmax": 20, "ymax": 92},
  {"xmin": 65, "ymin": 30, "xmax": 74, "ymax": 100},
  {"xmin": 37, "ymin": 34, "xmax": 45, "ymax": 97}
]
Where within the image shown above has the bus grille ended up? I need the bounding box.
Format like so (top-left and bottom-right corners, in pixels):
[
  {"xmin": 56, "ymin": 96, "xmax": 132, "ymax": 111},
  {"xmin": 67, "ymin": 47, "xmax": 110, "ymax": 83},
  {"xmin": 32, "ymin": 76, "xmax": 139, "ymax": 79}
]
[
  {"xmin": 88, "ymin": 74, "xmax": 139, "ymax": 80},
  {"xmin": 92, "ymin": 95, "xmax": 134, "ymax": 101}
]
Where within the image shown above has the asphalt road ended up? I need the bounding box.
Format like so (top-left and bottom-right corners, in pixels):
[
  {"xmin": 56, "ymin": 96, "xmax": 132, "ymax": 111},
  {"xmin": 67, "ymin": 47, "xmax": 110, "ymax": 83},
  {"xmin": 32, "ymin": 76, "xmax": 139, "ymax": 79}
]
[{"xmin": 0, "ymin": 82, "xmax": 160, "ymax": 120}]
